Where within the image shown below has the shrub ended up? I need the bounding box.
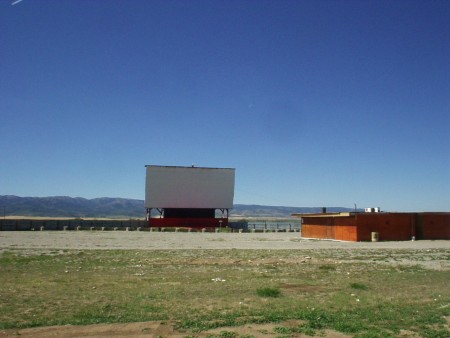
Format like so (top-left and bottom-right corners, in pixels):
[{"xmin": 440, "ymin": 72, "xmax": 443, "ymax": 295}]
[
  {"xmin": 256, "ymin": 287, "xmax": 281, "ymax": 298},
  {"xmin": 350, "ymin": 282, "xmax": 368, "ymax": 290}
]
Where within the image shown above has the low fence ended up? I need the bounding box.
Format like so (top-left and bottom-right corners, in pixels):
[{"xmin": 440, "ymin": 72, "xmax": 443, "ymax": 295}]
[
  {"xmin": 229, "ymin": 221, "xmax": 301, "ymax": 232},
  {"xmin": 0, "ymin": 219, "xmax": 148, "ymax": 231},
  {"xmin": 0, "ymin": 219, "xmax": 301, "ymax": 232}
]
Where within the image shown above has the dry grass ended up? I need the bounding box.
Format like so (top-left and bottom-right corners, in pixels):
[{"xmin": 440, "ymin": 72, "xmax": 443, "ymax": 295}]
[{"xmin": 0, "ymin": 248, "xmax": 449, "ymax": 337}]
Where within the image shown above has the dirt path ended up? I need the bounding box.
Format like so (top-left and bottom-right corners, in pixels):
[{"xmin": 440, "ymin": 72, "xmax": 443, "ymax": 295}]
[{"xmin": 0, "ymin": 320, "xmax": 353, "ymax": 338}]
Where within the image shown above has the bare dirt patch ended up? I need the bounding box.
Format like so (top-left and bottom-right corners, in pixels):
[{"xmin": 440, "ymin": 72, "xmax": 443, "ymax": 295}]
[{"xmin": 0, "ymin": 320, "xmax": 353, "ymax": 338}]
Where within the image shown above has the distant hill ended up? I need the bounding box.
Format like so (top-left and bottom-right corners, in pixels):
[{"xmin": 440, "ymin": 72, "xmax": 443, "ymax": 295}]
[
  {"xmin": 0, "ymin": 195, "xmax": 144, "ymax": 218},
  {"xmin": 231, "ymin": 204, "xmax": 357, "ymax": 218},
  {"xmin": 0, "ymin": 195, "xmax": 358, "ymax": 218}
]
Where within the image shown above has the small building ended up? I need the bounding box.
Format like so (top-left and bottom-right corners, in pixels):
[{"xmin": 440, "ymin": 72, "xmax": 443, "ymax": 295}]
[
  {"xmin": 145, "ymin": 165, "xmax": 235, "ymax": 228},
  {"xmin": 292, "ymin": 211, "xmax": 450, "ymax": 241}
]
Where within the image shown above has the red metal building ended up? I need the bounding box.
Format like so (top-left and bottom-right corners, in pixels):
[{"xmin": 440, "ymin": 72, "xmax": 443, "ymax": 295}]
[{"xmin": 293, "ymin": 212, "xmax": 450, "ymax": 241}]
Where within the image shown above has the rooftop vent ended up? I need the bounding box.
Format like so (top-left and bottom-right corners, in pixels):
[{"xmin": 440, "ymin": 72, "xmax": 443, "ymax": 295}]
[{"xmin": 365, "ymin": 207, "xmax": 381, "ymax": 213}]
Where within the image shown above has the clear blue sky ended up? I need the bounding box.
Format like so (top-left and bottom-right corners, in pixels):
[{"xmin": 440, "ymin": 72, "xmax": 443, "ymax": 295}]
[{"xmin": 1, "ymin": 0, "xmax": 449, "ymax": 211}]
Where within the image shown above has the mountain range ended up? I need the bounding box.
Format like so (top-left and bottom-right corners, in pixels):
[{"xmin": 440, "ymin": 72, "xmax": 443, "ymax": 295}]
[{"xmin": 0, "ymin": 195, "xmax": 358, "ymax": 218}]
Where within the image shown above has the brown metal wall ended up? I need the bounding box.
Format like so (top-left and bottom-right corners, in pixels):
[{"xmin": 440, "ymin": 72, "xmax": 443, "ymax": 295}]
[
  {"xmin": 300, "ymin": 217, "xmax": 327, "ymax": 238},
  {"xmin": 333, "ymin": 217, "xmax": 358, "ymax": 241},
  {"xmin": 301, "ymin": 224, "xmax": 328, "ymax": 239},
  {"xmin": 302, "ymin": 212, "xmax": 450, "ymax": 242},
  {"xmin": 355, "ymin": 213, "xmax": 413, "ymax": 241},
  {"xmin": 416, "ymin": 213, "xmax": 450, "ymax": 240},
  {"xmin": 301, "ymin": 216, "xmax": 357, "ymax": 241}
]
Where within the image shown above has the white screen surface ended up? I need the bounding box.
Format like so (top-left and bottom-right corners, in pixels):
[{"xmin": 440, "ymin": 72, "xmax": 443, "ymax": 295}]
[{"xmin": 145, "ymin": 166, "xmax": 235, "ymax": 209}]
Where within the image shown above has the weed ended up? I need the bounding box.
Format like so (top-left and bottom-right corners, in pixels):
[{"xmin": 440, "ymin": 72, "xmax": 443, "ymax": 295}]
[
  {"xmin": 273, "ymin": 326, "xmax": 292, "ymax": 334},
  {"xmin": 419, "ymin": 326, "xmax": 450, "ymax": 338},
  {"xmin": 350, "ymin": 282, "xmax": 369, "ymax": 290},
  {"xmin": 296, "ymin": 323, "xmax": 316, "ymax": 336},
  {"xmin": 256, "ymin": 287, "xmax": 281, "ymax": 298}
]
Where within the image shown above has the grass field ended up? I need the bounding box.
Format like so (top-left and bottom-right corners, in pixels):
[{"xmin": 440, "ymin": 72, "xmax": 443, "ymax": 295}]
[{"xmin": 0, "ymin": 248, "xmax": 449, "ymax": 337}]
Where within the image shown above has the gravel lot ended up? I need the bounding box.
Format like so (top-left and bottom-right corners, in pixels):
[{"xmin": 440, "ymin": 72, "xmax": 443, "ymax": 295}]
[{"xmin": 0, "ymin": 230, "xmax": 449, "ymax": 250}]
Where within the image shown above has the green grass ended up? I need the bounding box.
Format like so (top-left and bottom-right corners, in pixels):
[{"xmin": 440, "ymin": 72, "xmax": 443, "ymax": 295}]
[
  {"xmin": 350, "ymin": 282, "xmax": 369, "ymax": 290},
  {"xmin": 256, "ymin": 287, "xmax": 281, "ymax": 298},
  {"xmin": 0, "ymin": 248, "xmax": 448, "ymax": 337}
]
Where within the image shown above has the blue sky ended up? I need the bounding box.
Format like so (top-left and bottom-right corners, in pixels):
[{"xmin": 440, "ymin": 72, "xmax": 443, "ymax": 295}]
[{"xmin": 1, "ymin": 0, "xmax": 449, "ymax": 211}]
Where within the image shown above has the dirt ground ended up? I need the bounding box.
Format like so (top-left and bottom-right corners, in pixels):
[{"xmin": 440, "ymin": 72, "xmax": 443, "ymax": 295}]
[
  {"xmin": 0, "ymin": 320, "xmax": 358, "ymax": 338},
  {"xmin": 1, "ymin": 231, "xmax": 448, "ymax": 337},
  {"xmin": 1, "ymin": 230, "xmax": 449, "ymax": 251}
]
